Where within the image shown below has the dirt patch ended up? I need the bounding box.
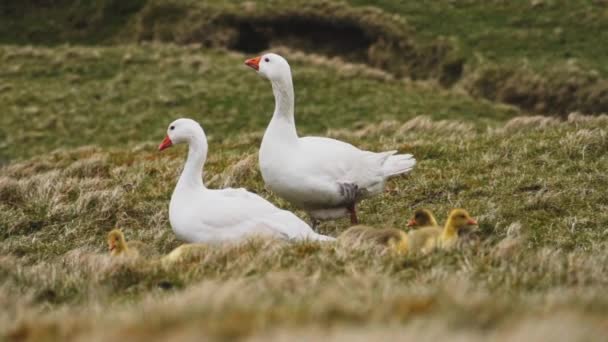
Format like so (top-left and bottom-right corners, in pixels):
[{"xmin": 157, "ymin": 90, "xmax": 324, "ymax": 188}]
[{"xmin": 228, "ymin": 16, "xmax": 374, "ymax": 61}]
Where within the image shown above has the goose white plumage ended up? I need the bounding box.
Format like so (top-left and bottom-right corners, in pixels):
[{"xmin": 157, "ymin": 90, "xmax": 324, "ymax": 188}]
[
  {"xmin": 158, "ymin": 118, "xmax": 335, "ymax": 243},
  {"xmin": 245, "ymin": 53, "xmax": 416, "ymax": 225}
]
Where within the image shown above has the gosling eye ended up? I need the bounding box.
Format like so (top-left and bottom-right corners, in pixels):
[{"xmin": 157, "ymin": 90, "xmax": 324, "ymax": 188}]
[
  {"xmin": 264, "ymin": 57, "xmax": 270, "ymax": 62},
  {"xmin": 170, "ymin": 126, "xmax": 175, "ymax": 130}
]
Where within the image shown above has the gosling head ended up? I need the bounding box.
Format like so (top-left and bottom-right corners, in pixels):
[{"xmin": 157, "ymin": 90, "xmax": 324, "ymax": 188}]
[
  {"xmin": 107, "ymin": 229, "xmax": 127, "ymax": 256},
  {"xmin": 244, "ymin": 53, "xmax": 291, "ymax": 82},
  {"xmin": 446, "ymin": 209, "xmax": 478, "ymax": 233},
  {"xmin": 407, "ymin": 208, "xmax": 438, "ymax": 228}
]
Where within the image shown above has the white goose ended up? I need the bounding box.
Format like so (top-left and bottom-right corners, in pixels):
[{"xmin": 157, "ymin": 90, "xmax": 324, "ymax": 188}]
[
  {"xmin": 158, "ymin": 118, "xmax": 335, "ymax": 243},
  {"xmin": 245, "ymin": 53, "xmax": 416, "ymax": 226}
]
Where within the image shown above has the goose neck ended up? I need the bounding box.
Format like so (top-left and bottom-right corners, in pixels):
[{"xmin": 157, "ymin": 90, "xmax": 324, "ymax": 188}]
[
  {"xmin": 441, "ymin": 220, "xmax": 458, "ymax": 241},
  {"xmin": 176, "ymin": 136, "xmax": 207, "ymax": 191},
  {"xmin": 268, "ymin": 76, "xmax": 298, "ymax": 141}
]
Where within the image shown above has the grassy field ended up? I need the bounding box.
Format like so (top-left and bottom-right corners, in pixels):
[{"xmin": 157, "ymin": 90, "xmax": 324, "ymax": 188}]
[{"xmin": 2, "ymin": 1, "xmax": 608, "ymax": 341}]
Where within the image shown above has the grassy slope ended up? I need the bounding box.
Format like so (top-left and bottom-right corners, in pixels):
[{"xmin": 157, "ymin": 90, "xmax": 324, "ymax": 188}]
[
  {"xmin": 0, "ymin": 44, "xmax": 515, "ymax": 162},
  {"xmin": 349, "ymin": 0, "xmax": 608, "ymax": 75}
]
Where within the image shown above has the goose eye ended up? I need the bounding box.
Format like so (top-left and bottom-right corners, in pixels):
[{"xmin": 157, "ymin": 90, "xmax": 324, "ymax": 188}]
[
  {"xmin": 170, "ymin": 126, "xmax": 175, "ymax": 130},
  {"xmin": 264, "ymin": 57, "xmax": 270, "ymax": 62}
]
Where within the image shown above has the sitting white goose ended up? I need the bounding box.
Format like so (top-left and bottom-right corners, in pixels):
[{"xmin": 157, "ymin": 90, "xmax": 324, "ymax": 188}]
[
  {"xmin": 158, "ymin": 118, "xmax": 335, "ymax": 243},
  {"xmin": 245, "ymin": 53, "xmax": 416, "ymax": 226}
]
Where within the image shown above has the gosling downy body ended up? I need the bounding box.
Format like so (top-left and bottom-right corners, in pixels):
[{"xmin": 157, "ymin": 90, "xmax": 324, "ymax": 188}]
[
  {"xmin": 339, "ymin": 225, "xmax": 408, "ymax": 254},
  {"xmin": 162, "ymin": 243, "xmax": 207, "ymax": 264},
  {"xmin": 245, "ymin": 53, "xmax": 416, "ymax": 225},
  {"xmin": 159, "ymin": 118, "xmax": 335, "ymax": 243}
]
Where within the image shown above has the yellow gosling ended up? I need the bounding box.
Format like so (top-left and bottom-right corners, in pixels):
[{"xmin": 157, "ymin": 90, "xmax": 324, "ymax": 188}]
[
  {"xmin": 408, "ymin": 208, "xmax": 478, "ymax": 254},
  {"xmin": 406, "ymin": 208, "xmax": 438, "ymax": 229},
  {"xmin": 162, "ymin": 243, "xmax": 207, "ymax": 264},
  {"xmin": 338, "ymin": 209, "xmax": 476, "ymax": 256},
  {"xmin": 107, "ymin": 229, "xmax": 138, "ymax": 257}
]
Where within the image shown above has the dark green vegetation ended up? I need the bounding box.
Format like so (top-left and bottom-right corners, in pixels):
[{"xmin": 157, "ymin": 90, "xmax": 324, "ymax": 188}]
[{"xmin": 1, "ymin": 1, "xmax": 608, "ymax": 341}]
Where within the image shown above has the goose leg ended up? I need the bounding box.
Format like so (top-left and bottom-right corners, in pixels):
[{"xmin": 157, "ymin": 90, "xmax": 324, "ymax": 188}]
[
  {"xmin": 338, "ymin": 182, "xmax": 359, "ymax": 225},
  {"xmin": 347, "ymin": 204, "xmax": 358, "ymax": 224}
]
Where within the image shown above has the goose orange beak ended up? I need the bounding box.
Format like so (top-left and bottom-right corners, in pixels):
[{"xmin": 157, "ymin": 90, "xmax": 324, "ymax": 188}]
[
  {"xmin": 245, "ymin": 56, "xmax": 261, "ymax": 71},
  {"xmin": 158, "ymin": 135, "xmax": 173, "ymax": 151},
  {"xmin": 467, "ymin": 218, "xmax": 478, "ymax": 225},
  {"xmin": 407, "ymin": 219, "xmax": 416, "ymax": 227}
]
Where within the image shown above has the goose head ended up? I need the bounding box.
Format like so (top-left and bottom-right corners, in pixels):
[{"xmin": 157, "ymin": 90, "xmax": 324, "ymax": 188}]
[
  {"xmin": 245, "ymin": 53, "xmax": 291, "ymax": 82},
  {"xmin": 158, "ymin": 118, "xmax": 207, "ymax": 151}
]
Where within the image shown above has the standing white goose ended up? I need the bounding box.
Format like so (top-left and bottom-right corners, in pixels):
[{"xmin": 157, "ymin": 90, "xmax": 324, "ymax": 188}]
[
  {"xmin": 158, "ymin": 118, "xmax": 335, "ymax": 243},
  {"xmin": 245, "ymin": 53, "xmax": 416, "ymax": 226}
]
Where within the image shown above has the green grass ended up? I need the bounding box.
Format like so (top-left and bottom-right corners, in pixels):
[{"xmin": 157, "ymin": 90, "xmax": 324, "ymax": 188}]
[{"xmin": 0, "ymin": 44, "xmax": 516, "ymax": 162}]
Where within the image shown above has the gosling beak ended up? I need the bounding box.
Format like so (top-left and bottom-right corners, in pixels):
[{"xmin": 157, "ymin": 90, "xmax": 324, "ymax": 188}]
[
  {"xmin": 109, "ymin": 243, "xmax": 115, "ymax": 252},
  {"xmin": 158, "ymin": 135, "xmax": 173, "ymax": 151},
  {"xmin": 467, "ymin": 218, "xmax": 478, "ymax": 225},
  {"xmin": 406, "ymin": 219, "xmax": 416, "ymax": 227},
  {"xmin": 245, "ymin": 56, "xmax": 261, "ymax": 71}
]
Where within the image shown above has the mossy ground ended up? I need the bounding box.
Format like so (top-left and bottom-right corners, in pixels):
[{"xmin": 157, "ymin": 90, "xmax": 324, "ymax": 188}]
[{"xmin": 2, "ymin": 1, "xmax": 608, "ymax": 341}]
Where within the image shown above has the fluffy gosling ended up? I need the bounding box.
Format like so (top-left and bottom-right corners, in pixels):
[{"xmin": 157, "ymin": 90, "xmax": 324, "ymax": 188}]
[
  {"xmin": 107, "ymin": 229, "xmax": 151, "ymax": 258},
  {"xmin": 339, "ymin": 209, "xmax": 477, "ymax": 255},
  {"xmin": 408, "ymin": 208, "xmax": 477, "ymax": 254}
]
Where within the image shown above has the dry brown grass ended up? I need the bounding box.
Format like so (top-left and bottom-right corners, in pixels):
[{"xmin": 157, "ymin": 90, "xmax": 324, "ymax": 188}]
[{"xmin": 2, "ymin": 115, "xmax": 608, "ymax": 340}]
